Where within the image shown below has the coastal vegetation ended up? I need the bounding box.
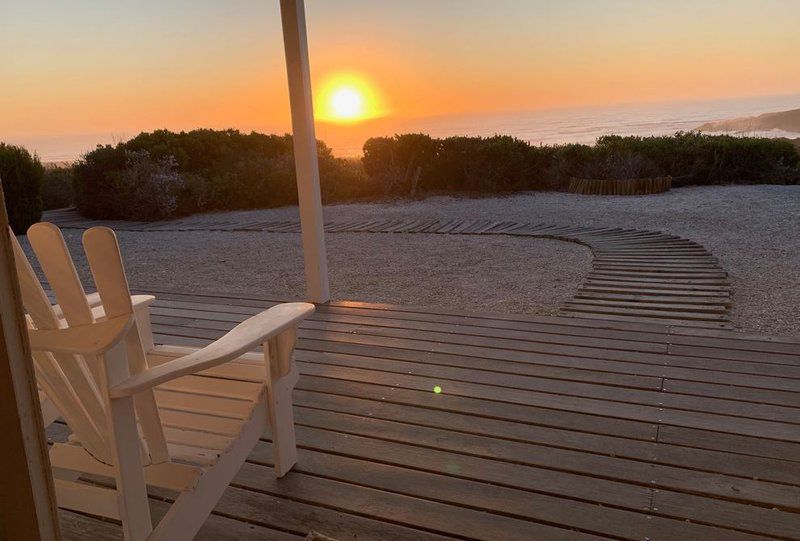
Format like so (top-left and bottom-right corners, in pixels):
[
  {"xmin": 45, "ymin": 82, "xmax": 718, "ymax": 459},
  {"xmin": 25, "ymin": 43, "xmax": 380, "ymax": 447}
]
[
  {"xmin": 72, "ymin": 130, "xmax": 367, "ymax": 220},
  {"xmin": 2, "ymin": 130, "xmax": 799, "ymax": 222},
  {"xmin": 0, "ymin": 143, "xmax": 44, "ymax": 232},
  {"xmin": 42, "ymin": 166, "xmax": 75, "ymax": 211}
]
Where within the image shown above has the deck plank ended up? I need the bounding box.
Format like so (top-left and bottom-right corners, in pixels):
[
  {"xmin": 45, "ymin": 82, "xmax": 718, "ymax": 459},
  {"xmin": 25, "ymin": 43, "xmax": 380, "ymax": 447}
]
[{"xmin": 50, "ymin": 293, "xmax": 800, "ymax": 540}]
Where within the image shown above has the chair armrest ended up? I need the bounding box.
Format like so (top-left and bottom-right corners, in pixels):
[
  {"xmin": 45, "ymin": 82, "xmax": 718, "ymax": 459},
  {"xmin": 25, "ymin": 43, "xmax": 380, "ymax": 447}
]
[
  {"xmin": 27, "ymin": 315, "xmax": 134, "ymax": 355},
  {"xmin": 109, "ymin": 302, "xmax": 314, "ymax": 398}
]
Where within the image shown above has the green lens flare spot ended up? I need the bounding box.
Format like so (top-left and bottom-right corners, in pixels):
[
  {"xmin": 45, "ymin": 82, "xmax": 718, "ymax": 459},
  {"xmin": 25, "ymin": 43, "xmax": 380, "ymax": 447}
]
[{"xmin": 433, "ymin": 385, "xmax": 442, "ymax": 394}]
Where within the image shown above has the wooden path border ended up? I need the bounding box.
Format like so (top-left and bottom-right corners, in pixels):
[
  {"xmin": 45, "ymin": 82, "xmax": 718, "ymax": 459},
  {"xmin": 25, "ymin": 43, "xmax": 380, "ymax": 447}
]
[{"xmin": 42, "ymin": 209, "xmax": 734, "ymax": 328}]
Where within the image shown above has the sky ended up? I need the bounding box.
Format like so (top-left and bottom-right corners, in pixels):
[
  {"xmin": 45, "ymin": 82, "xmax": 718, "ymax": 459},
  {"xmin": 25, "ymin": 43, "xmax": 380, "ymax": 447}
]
[{"xmin": 1, "ymin": 0, "xmax": 799, "ymax": 159}]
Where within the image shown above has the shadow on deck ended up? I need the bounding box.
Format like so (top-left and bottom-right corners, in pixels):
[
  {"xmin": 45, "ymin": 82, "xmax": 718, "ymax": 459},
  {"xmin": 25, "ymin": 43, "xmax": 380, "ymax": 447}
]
[{"xmin": 54, "ymin": 290, "xmax": 800, "ymax": 540}]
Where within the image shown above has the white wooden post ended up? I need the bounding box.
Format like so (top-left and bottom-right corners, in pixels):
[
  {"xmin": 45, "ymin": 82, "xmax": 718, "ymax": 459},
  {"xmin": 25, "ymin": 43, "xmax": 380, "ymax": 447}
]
[
  {"xmin": 0, "ymin": 182, "xmax": 60, "ymax": 540},
  {"xmin": 280, "ymin": 0, "xmax": 330, "ymax": 303}
]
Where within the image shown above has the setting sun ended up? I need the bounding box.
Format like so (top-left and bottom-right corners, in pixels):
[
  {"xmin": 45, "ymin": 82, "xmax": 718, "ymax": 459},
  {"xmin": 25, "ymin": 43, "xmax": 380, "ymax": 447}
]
[
  {"xmin": 316, "ymin": 73, "xmax": 383, "ymax": 123},
  {"xmin": 330, "ymin": 87, "xmax": 364, "ymax": 120}
]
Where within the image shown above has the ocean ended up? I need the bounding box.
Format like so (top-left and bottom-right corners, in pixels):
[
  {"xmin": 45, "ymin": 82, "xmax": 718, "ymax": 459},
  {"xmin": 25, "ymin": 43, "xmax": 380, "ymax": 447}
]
[
  {"xmin": 316, "ymin": 93, "xmax": 800, "ymax": 157},
  {"xmin": 15, "ymin": 93, "xmax": 800, "ymax": 163}
]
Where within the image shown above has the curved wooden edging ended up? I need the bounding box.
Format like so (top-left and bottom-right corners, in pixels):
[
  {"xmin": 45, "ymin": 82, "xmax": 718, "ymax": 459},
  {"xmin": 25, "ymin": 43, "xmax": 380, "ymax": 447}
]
[
  {"xmin": 568, "ymin": 177, "xmax": 672, "ymax": 196},
  {"xmin": 43, "ymin": 209, "xmax": 733, "ymax": 328}
]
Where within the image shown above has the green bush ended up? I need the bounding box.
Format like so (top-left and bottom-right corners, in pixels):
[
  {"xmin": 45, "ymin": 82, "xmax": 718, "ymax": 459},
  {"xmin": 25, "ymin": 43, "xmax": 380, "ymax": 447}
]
[
  {"xmin": 362, "ymin": 131, "xmax": 800, "ymax": 195},
  {"xmin": 42, "ymin": 166, "xmax": 75, "ymax": 209},
  {"xmin": 594, "ymin": 132, "xmax": 800, "ymax": 186},
  {"xmin": 67, "ymin": 129, "xmax": 800, "ymax": 221},
  {"xmin": 73, "ymin": 129, "xmax": 366, "ymax": 220},
  {"xmin": 0, "ymin": 143, "xmax": 44, "ymax": 233},
  {"xmin": 106, "ymin": 150, "xmax": 185, "ymax": 220},
  {"xmin": 363, "ymin": 134, "xmax": 438, "ymax": 196}
]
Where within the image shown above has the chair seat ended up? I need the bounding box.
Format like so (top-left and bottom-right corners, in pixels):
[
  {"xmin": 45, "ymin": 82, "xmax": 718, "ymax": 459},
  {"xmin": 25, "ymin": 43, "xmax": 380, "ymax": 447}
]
[
  {"xmin": 56, "ymin": 346, "xmax": 270, "ymax": 475},
  {"xmin": 148, "ymin": 346, "xmax": 268, "ymax": 467}
]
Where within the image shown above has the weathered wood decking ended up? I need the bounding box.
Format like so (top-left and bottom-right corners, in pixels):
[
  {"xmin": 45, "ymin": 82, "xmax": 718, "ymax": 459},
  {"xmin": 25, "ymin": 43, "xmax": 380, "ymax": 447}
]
[
  {"xmin": 54, "ymin": 290, "xmax": 800, "ymax": 540},
  {"xmin": 43, "ymin": 208, "xmax": 734, "ymax": 328}
]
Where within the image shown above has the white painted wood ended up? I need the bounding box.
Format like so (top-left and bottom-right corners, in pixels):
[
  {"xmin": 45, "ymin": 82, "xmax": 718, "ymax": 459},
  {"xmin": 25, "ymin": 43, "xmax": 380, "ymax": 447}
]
[
  {"xmin": 31, "ymin": 349, "xmax": 111, "ymax": 462},
  {"xmin": 153, "ymin": 389, "xmax": 253, "ymax": 419},
  {"xmin": 110, "ymin": 303, "xmax": 314, "ymax": 397},
  {"xmin": 265, "ymin": 362, "xmax": 299, "ymax": 477},
  {"xmin": 158, "ymin": 409, "xmax": 243, "ymax": 437},
  {"xmin": 0, "ymin": 221, "xmax": 59, "ymax": 539},
  {"xmin": 39, "ymin": 389, "xmax": 60, "ymax": 426},
  {"xmin": 83, "ymin": 227, "xmax": 169, "ymax": 464},
  {"xmin": 149, "ymin": 396, "xmax": 268, "ymax": 541},
  {"xmin": 280, "ymin": 0, "xmax": 330, "ymax": 303},
  {"xmin": 28, "ymin": 222, "xmax": 94, "ymax": 327},
  {"xmin": 50, "ymin": 444, "xmax": 201, "ymax": 492},
  {"xmin": 157, "ymin": 374, "xmax": 262, "ymax": 401},
  {"xmin": 11, "ymin": 229, "xmax": 111, "ymax": 460},
  {"xmin": 82, "ymin": 227, "xmax": 135, "ymax": 318},
  {"xmin": 13, "ymin": 223, "xmax": 311, "ymax": 539},
  {"xmin": 9, "ymin": 228, "xmax": 60, "ymax": 327},
  {"xmin": 133, "ymin": 300, "xmax": 156, "ymax": 353},
  {"xmin": 102, "ymin": 341, "xmax": 153, "ymax": 540},
  {"xmin": 28, "ymin": 314, "xmax": 133, "ymax": 355},
  {"xmin": 162, "ymin": 426, "xmax": 232, "ymax": 451},
  {"xmin": 54, "ymin": 293, "xmax": 156, "ymax": 353},
  {"xmin": 54, "ymin": 478, "xmax": 120, "ymax": 520}
]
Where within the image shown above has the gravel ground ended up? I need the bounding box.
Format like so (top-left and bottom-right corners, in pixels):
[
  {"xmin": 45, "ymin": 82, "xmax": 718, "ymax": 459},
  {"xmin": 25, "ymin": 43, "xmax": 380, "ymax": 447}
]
[
  {"xmin": 20, "ymin": 230, "xmax": 591, "ymax": 318},
  {"xmin": 24, "ymin": 184, "xmax": 800, "ymax": 335}
]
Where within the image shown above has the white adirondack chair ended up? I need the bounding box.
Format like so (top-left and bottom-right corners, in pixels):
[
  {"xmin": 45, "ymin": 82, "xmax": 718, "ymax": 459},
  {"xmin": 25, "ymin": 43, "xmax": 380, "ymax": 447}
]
[{"xmin": 10, "ymin": 222, "xmax": 314, "ymax": 540}]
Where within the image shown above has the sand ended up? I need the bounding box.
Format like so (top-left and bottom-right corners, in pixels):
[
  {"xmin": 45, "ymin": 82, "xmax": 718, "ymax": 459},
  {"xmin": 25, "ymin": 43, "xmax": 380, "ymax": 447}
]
[
  {"xmin": 22, "ymin": 184, "xmax": 800, "ymax": 335},
  {"xmin": 23, "ymin": 230, "xmax": 590, "ymax": 318}
]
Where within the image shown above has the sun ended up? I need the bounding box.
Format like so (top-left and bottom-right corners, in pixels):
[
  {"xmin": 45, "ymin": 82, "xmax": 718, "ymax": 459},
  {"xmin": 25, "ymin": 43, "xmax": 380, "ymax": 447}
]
[
  {"xmin": 330, "ymin": 87, "xmax": 364, "ymax": 120},
  {"xmin": 316, "ymin": 73, "xmax": 383, "ymax": 123}
]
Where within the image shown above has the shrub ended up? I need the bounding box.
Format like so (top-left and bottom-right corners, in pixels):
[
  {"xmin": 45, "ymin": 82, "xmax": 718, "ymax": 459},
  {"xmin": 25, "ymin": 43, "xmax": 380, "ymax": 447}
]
[
  {"xmin": 594, "ymin": 133, "xmax": 800, "ymax": 186},
  {"xmin": 73, "ymin": 144, "xmax": 128, "ymax": 219},
  {"xmin": 363, "ymin": 134, "xmax": 438, "ymax": 196},
  {"xmin": 362, "ymin": 131, "xmax": 800, "ymax": 195},
  {"xmin": 433, "ymin": 135, "xmax": 534, "ymax": 193},
  {"xmin": 73, "ymin": 129, "xmax": 373, "ymax": 220},
  {"xmin": 0, "ymin": 143, "xmax": 44, "ymax": 233},
  {"xmin": 42, "ymin": 166, "xmax": 75, "ymax": 209},
  {"xmin": 68, "ymin": 129, "xmax": 800, "ymax": 221},
  {"xmin": 108, "ymin": 150, "xmax": 185, "ymax": 220}
]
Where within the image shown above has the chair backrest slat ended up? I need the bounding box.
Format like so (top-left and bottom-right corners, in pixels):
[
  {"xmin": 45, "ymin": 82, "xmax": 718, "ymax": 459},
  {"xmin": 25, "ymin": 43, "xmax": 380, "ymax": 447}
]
[
  {"xmin": 83, "ymin": 228, "xmax": 134, "ymax": 318},
  {"xmin": 10, "ymin": 231, "xmax": 61, "ymax": 330},
  {"xmin": 28, "ymin": 223, "xmax": 94, "ymax": 327},
  {"xmin": 14, "ymin": 224, "xmax": 171, "ymax": 465},
  {"xmin": 28, "ymin": 224, "xmax": 106, "ymax": 386},
  {"xmin": 32, "ymin": 350, "xmax": 111, "ymax": 463},
  {"xmin": 83, "ymin": 227, "xmax": 169, "ymax": 464},
  {"xmin": 10, "ymin": 230, "xmax": 110, "ymax": 461}
]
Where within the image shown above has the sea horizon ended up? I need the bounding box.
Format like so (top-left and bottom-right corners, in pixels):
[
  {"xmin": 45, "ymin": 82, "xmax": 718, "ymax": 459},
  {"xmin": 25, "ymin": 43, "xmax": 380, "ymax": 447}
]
[{"xmin": 10, "ymin": 92, "xmax": 800, "ymax": 164}]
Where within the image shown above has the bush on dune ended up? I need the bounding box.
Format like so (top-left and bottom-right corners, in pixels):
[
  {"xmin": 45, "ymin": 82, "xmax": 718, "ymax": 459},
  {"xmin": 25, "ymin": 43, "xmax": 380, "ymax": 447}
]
[
  {"xmin": 42, "ymin": 166, "xmax": 75, "ymax": 210},
  {"xmin": 363, "ymin": 131, "xmax": 800, "ymax": 196},
  {"xmin": 61, "ymin": 128, "xmax": 800, "ymax": 221},
  {"xmin": 594, "ymin": 133, "xmax": 800, "ymax": 186},
  {"xmin": 0, "ymin": 143, "xmax": 44, "ymax": 233},
  {"xmin": 362, "ymin": 133, "xmax": 438, "ymax": 196},
  {"xmin": 73, "ymin": 129, "xmax": 365, "ymax": 220}
]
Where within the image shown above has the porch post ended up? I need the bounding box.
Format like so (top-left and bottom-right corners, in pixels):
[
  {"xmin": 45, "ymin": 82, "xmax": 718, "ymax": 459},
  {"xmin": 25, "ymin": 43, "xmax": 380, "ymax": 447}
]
[
  {"xmin": 280, "ymin": 0, "xmax": 330, "ymax": 303},
  {"xmin": 0, "ymin": 183, "xmax": 60, "ymax": 539}
]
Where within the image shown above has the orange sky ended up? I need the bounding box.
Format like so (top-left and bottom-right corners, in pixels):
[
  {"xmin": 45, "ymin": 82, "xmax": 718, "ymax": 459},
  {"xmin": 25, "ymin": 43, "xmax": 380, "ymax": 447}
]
[{"xmin": 2, "ymin": 0, "xmax": 799, "ymax": 156}]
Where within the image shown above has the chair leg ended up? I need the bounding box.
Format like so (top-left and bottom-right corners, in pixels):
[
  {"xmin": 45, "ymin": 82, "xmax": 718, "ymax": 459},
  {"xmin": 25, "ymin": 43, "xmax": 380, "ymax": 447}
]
[
  {"xmin": 104, "ymin": 342, "xmax": 153, "ymax": 541},
  {"xmin": 266, "ymin": 369, "xmax": 298, "ymax": 478},
  {"xmin": 133, "ymin": 305, "xmax": 155, "ymax": 353}
]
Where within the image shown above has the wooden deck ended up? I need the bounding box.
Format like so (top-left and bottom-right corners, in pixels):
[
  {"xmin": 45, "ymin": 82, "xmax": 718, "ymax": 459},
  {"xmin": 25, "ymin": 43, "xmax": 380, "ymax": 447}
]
[
  {"xmin": 43, "ymin": 208, "xmax": 733, "ymax": 328},
  {"xmin": 54, "ymin": 290, "xmax": 800, "ymax": 540}
]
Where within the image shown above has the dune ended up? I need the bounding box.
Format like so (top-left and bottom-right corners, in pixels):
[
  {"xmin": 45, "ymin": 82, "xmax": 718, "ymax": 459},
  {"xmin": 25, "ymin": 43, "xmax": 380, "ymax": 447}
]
[{"xmin": 698, "ymin": 107, "xmax": 800, "ymax": 133}]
